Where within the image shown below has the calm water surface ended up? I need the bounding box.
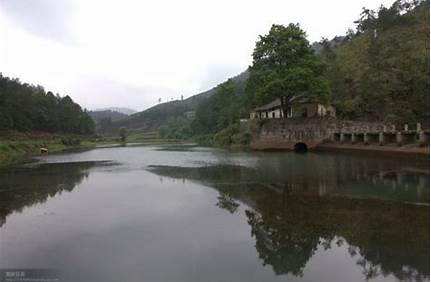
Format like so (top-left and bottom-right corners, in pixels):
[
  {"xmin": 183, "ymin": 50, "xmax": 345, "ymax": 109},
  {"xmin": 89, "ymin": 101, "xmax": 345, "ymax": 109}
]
[{"xmin": 0, "ymin": 144, "xmax": 429, "ymax": 282}]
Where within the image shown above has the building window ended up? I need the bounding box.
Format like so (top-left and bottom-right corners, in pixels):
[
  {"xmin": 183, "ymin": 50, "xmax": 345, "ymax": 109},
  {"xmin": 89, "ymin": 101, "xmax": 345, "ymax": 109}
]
[
  {"xmin": 301, "ymin": 107, "xmax": 308, "ymax": 117},
  {"xmin": 272, "ymin": 112, "xmax": 275, "ymax": 118}
]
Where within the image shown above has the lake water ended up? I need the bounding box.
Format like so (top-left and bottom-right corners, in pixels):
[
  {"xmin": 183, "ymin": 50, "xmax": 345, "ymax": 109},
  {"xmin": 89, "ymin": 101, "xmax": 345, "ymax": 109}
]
[{"xmin": 0, "ymin": 144, "xmax": 429, "ymax": 282}]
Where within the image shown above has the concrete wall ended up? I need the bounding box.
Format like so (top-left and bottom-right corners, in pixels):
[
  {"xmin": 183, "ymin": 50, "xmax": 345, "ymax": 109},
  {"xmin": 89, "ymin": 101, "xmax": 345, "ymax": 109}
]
[
  {"xmin": 248, "ymin": 118, "xmax": 409, "ymax": 150},
  {"xmin": 250, "ymin": 117, "xmax": 337, "ymax": 150},
  {"xmin": 335, "ymin": 121, "xmax": 391, "ymax": 133}
]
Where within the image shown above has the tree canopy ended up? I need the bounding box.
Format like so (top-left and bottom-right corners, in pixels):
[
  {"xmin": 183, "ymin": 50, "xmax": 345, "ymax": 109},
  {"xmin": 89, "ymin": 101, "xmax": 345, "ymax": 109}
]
[
  {"xmin": 321, "ymin": 0, "xmax": 429, "ymax": 125},
  {"xmin": 0, "ymin": 74, "xmax": 95, "ymax": 134},
  {"xmin": 246, "ymin": 23, "xmax": 330, "ymax": 106}
]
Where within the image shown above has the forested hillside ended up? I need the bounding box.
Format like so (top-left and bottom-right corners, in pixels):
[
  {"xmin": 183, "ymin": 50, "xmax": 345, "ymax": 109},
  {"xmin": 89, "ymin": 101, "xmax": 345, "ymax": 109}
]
[
  {"xmin": 104, "ymin": 0, "xmax": 429, "ymax": 143},
  {"xmin": 321, "ymin": 0, "xmax": 429, "ymax": 124},
  {"xmin": 0, "ymin": 74, "xmax": 95, "ymax": 134},
  {"xmin": 88, "ymin": 110, "xmax": 128, "ymax": 123},
  {"xmin": 191, "ymin": 0, "xmax": 429, "ymax": 141},
  {"xmin": 102, "ymin": 71, "xmax": 248, "ymax": 134},
  {"xmin": 95, "ymin": 107, "xmax": 137, "ymax": 115}
]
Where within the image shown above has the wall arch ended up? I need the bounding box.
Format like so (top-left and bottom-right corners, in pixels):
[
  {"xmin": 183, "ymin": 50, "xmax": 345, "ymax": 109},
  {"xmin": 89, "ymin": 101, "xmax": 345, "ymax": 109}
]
[{"xmin": 294, "ymin": 142, "xmax": 308, "ymax": 153}]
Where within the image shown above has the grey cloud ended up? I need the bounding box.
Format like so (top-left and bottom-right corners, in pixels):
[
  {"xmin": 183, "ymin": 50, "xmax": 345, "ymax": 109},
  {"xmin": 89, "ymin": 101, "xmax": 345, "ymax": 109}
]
[{"xmin": 1, "ymin": 0, "xmax": 75, "ymax": 42}]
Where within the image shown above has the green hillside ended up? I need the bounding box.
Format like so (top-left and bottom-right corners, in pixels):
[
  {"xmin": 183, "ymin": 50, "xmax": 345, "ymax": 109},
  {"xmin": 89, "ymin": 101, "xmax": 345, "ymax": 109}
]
[
  {"xmin": 95, "ymin": 107, "xmax": 137, "ymax": 115},
  {"xmin": 102, "ymin": 71, "xmax": 248, "ymax": 133},
  {"xmin": 88, "ymin": 110, "xmax": 128, "ymax": 132},
  {"xmin": 104, "ymin": 0, "xmax": 429, "ymax": 144},
  {"xmin": 322, "ymin": 0, "xmax": 429, "ymax": 124},
  {"xmin": 0, "ymin": 74, "xmax": 95, "ymax": 134},
  {"xmin": 89, "ymin": 110, "xmax": 128, "ymax": 122}
]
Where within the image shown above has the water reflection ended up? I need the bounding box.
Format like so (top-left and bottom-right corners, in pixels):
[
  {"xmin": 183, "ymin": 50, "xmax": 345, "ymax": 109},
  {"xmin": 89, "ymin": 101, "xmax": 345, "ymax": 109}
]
[
  {"xmin": 0, "ymin": 161, "xmax": 111, "ymax": 227},
  {"xmin": 248, "ymin": 153, "xmax": 429, "ymax": 203},
  {"xmin": 0, "ymin": 145, "xmax": 428, "ymax": 282},
  {"xmin": 148, "ymin": 163, "xmax": 429, "ymax": 282}
]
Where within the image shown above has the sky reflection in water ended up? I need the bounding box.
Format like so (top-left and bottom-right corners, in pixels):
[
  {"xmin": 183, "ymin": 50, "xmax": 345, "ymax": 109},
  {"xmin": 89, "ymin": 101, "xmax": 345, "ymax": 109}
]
[{"xmin": 0, "ymin": 144, "xmax": 429, "ymax": 282}]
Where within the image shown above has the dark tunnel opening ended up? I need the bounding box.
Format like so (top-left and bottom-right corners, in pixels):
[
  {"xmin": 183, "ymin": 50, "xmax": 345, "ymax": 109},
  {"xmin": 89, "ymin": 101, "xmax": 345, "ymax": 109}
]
[{"xmin": 294, "ymin": 142, "xmax": 308, "ymax": 153}]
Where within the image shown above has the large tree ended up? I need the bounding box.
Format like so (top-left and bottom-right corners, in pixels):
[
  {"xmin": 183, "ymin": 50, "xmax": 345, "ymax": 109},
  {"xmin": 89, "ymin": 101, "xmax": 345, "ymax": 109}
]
[{"xmin": 246, "ymin": 24, "xmax": 330, "ymax": 108}]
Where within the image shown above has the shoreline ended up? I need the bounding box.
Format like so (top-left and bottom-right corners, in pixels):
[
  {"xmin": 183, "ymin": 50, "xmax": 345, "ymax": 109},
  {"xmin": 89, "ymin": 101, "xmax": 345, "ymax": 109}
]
[
  {"xmin": 0, "ymin": 137, "xmax": 192, "ymax": 168},
  {"xmin": 0, "ymin": 137, "xmax": 120, "ymax": 168},
  {"xmin": 315, "ymin": 143, "xmax": 429, "ymax": 158},
  {"xmin": 1, "ymin": 136, "xmax": 429, "ymax": 168},
  {"xmin": 249, "ymin": 136, "xmax": 429, "ymax": 158}
]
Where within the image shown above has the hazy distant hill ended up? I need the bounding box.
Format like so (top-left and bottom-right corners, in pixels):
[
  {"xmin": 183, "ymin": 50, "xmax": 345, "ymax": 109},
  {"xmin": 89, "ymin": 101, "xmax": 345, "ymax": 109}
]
[
  {"xmin": 102, "ymin": 71, "xmax": 248, "ymax": 133},
  {"xmin": 88, "ymin": 110, "xmax": 128, "ymax": 123},
  {"xmin": 95, "ymin": 107, "xmax": 137, "ymax": 115}
]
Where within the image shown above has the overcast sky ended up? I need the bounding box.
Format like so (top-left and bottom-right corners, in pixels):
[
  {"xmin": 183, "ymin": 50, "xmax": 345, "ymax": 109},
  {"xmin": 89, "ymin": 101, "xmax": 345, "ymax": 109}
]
[{"xmin": 0, "ymin": 0, "xmax": 394, "ymax": 111}]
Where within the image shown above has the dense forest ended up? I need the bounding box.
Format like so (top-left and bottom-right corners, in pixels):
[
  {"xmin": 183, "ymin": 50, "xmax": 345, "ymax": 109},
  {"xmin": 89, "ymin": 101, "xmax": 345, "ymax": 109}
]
[
  {"xmin": 192, "ymin": 0, "xmax": 429, "ymax": 134},
  {"xmin": 321, "ymin": 0, "xmax": 429, "ymax": 124},
  {"xmin": 0, "ymin": 74, "xmax": 95, "ymax": 134},
  {"xmin": 194, "ymin": 0, "xmax": 429, "ymax": 141}
]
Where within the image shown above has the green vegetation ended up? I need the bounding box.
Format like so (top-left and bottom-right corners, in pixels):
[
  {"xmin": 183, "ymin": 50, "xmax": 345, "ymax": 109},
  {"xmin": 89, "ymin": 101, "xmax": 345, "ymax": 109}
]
[
  {"xmin": 154, "ymin": 78, "xmax": 255, "ymax": 147},
  {"xmin": 320, "ymin": 0, "xmax": 429, "ymax": 125},
  {"xmin": 0, "ymin": 132, "xmax": 121, "ymax": 166},
  {"xmin": 102, "ymin": 83, "xmax": 219, "ymax": 134},
  {"xmin": 193, "ymin": 78, "xmax": 248, "ymax": 135},
  {"xmin": 192, "ymin": 0, "xmax": 429, "ymax": 143},
  {"xmin": 246, "ymin": 23, "xmax": 330, "ymax": 106},
  {"xmin": 189, "ymin": 22, "xmax": 329, "ymax": 145},
  {"xmin": 109, "ymin": 0, "xmax": 428, "ymax": 147},
  {"xmin": 118, "ymin": 127, "xmax": 128, "ymax": 142},
  {"xmin": 41, "ymin": 0, "xmax": 426, "ymax": 147},
  {"xmin": 0, "ymin": 75, "xmax": 102, "ymax": 165},
  {"xmin": 0, "ymin": 74, "xmax": 95, "ymax": 134},
  {"xmin": 88, "ymin": 110, "xmax": 128, "ymax": 132},
  {"xmin": 159, "ymin": 117, "xmax": 192, "ymax": 140},
  {"xmin": 104, "ymin": 72, "xmax": 249, "ymax": 135}
]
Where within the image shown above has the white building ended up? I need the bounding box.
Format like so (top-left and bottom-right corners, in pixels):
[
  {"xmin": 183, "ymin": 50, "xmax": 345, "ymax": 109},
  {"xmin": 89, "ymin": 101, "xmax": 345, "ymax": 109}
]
[{"xmin": 250, "ymin": 95, "xmax": 336, "ymax": 120}]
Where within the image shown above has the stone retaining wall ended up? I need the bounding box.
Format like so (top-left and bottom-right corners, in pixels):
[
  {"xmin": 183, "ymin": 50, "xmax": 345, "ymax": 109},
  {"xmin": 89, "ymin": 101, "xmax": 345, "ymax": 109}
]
[{"xmin": 248, "ymin": 118, "xmax": 429, "ymax": 151}]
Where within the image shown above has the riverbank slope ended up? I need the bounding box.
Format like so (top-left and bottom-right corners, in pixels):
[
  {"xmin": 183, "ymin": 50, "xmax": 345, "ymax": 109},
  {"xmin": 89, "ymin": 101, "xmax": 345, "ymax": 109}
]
[{"xmin": 0, "ymin": 132, "xmax": 119, "ymax": 167}]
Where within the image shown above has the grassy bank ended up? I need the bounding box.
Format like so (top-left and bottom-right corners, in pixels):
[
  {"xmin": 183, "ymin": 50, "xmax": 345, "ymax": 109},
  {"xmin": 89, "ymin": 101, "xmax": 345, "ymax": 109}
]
[{"xmin": 0, "ymin": 132, "xmax": 120, "ymax": 167}]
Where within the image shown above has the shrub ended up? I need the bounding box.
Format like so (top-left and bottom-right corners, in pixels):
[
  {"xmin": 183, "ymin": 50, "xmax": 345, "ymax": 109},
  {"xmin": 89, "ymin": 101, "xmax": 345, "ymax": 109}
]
[{"xmin": 61, "ymin": 137, "xmax": 81, "ymax": 146}]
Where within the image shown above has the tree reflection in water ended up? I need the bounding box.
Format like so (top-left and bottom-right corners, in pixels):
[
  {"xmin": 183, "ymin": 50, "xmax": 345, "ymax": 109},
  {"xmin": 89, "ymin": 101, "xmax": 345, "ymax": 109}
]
[
  {"xmin": 0, "ymin": 161, "xmax": 112, "ymax": 227},
  {"xmin": 148, "ymin": 164, "xmax": 430, "ymax": 282},
  {"xmin": 216, "ymin": 192, "xmax": 240, "ymax": 214}
]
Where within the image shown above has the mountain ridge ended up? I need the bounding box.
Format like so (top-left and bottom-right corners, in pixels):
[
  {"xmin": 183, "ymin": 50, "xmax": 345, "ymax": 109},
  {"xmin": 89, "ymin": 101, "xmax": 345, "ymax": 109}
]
[
  {"xmin": 101, "ymin": 71, "xmax": 249, "ymax": 133},
  {"xmin": 94, "ymin": 107, "xmax": 137, "ymax": 115}
]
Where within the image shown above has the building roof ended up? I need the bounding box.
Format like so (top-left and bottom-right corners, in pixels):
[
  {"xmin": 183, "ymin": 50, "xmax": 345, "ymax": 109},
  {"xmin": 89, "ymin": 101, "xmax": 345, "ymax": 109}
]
[
  {"xmin": 252, "ymin": 94, "xmax": 317, "ymax": 112},
  {"xmin": 289, "ymin": 94, "xmax": 315, "ymax": 104},
  {"xmin": 253, "ymin": 98, "xmax": 281, "ymax": 112}
]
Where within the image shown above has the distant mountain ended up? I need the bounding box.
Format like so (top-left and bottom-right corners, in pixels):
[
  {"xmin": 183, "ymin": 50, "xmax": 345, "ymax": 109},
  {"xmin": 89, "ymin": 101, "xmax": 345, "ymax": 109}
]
[
  {"xmin": 95, "ymin": 107, "xmax": 137, "ymax": 115},
  {"xmin": 101, "ymin": 70, "xmax": 249, "ymax": 133},
  {"xmin": 88, "ymin": 110, "xmax": 128, "ymax": 123}
]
